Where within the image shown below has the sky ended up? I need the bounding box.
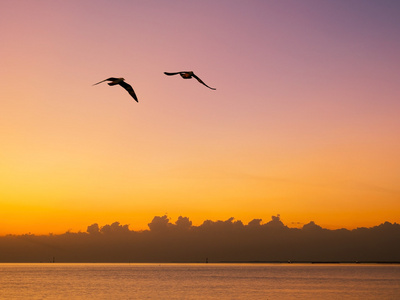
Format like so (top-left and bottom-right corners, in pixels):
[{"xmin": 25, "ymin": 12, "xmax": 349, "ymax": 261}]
[{"xmin": 1, "ymin": 0, "xmax": 400, "ymax": 235}]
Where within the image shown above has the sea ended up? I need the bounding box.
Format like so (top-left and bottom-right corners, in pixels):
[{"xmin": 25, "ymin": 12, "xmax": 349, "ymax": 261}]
[{"xmin": 0, "ymin": 263, "xmax": 399, "ymax": 299}]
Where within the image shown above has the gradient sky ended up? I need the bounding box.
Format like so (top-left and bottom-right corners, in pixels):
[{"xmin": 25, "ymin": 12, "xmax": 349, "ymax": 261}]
[{"xmin": 1, "ymin": 0, "xmax": 400, "ymax": 235}]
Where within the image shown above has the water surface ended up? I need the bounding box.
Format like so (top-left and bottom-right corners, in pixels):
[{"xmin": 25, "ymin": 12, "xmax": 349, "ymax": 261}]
[{"xmin": 1, "ymin": 263, "xmax": 399, "ymax": 299}]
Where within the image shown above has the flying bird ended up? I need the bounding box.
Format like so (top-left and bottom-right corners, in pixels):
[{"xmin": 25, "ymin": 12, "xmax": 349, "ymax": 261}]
[
  {"xmin": 164, "ymin": 71, "xmax": 216, "ymax": 90},
  {"xmin": 93, "ymin": 77, "xmax": 138, "ymax": 102}
]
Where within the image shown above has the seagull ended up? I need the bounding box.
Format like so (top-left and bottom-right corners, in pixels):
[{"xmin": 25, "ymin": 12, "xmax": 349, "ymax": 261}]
[
  {"xmin": 164, "ymin": 71, "xmax": 216, "ymax": 90},
  {"xmin": 92, "ymin": 77, "xmax": 138, "ymax": 102}
]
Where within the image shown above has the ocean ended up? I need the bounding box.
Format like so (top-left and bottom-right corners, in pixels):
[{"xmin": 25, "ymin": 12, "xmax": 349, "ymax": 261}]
[{"xmin": 0, "ymin": 263, "xmax": 399, "ymax": 299}]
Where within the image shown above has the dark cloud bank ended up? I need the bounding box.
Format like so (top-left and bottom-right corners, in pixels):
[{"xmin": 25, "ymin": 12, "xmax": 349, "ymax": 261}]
[{"xmin": 1, "ymin": 215, "xmax": 400, "ymax": 263}]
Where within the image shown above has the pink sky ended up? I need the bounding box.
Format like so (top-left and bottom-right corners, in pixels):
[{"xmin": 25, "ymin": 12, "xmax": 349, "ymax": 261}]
[{"xmin": 1, "ymin": 1, "xmax": 400, "ymax": 234}]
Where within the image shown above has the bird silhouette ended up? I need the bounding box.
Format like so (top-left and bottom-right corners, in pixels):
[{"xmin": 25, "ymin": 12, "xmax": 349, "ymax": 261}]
[
  {"xmin": 93, "ymin": 77, "xmax": 138, "ymax": 102},
  {"xmin": 164, "ymin": 71, "xmax": 216, "ymax": 90}
]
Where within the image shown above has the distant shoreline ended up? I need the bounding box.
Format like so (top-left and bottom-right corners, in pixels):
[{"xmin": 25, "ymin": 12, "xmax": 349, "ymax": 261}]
[
  {"xmin": 1, "ymin": 261, "xmax": 400, "ymax": 264},
  {"xmin": 217, "ymin": 261, "xmax": 400, "ymax": 264}
]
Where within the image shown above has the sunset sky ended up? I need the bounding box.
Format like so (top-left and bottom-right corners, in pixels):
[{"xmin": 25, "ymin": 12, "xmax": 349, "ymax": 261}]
[{"xmin": 1, "ymin": 0, "xmax": 400, "ymax": 235}]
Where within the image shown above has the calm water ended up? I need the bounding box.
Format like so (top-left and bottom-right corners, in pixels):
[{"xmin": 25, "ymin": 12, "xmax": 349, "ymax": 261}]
[{"xmin": 0, "ymin": 263, "xmax": 399, "ymax": 299}]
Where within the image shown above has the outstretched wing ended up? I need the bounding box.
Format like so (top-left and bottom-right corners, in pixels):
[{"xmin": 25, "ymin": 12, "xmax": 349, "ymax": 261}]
[
  {"xmin": 118, "ymin": 81, "xmax": 138, "ymax": 102},
  {"xmin": 164, "ymin": 72, "xmax": 182, "ymax": 76},
  {"xmin": 192, "ymin": 74, "xmax": 216, "ymax": 90},
  {"xmin": 92, "ymin": 77, "xmax": 119, "ymax": 86}
]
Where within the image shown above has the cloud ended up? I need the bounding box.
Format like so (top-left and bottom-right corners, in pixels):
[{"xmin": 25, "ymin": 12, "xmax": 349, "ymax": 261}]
[
  {"xmin": 148, "ymin": 215, "xmax": 173, "ymax": 232},
  {"xmin": 1, "ymin": 215, "xmax": 399, "ymax": 263},
  {"xmin": 87, "ymin": 223, "xmax": 100, "ymax": 234},
  {"xmin": 100, "ymin": 222, "xmax": 130, "ymax": 235},
  {"xmin": 302, "ymin": 221, "xmax": 323, "ymax": 231},
  {"xmin": 175, "ymin": 216, "xmax": 192, "ymax": 230}
]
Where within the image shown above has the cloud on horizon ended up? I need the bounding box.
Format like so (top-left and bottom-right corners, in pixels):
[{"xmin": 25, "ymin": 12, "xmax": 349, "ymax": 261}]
[{"xmin": 1, "ymin": 215, "xmax": 399, "ymax": 263}]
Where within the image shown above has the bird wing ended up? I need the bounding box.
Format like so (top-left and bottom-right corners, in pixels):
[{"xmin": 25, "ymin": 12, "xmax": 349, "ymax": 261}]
[
  {"xmin": 118, "ymin": 81, "xmax": 138, "ymax": 102},
  {"xmin": 164, "ymin": 72, "xmax": 182, "ymax": 76},
  {"xmin": 92, "ymin": 77, "xmax": 119, "ymax": 85},
  {"xmin": 192, "ymin": 74, "xmax": 216, "ymax": 90}
]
